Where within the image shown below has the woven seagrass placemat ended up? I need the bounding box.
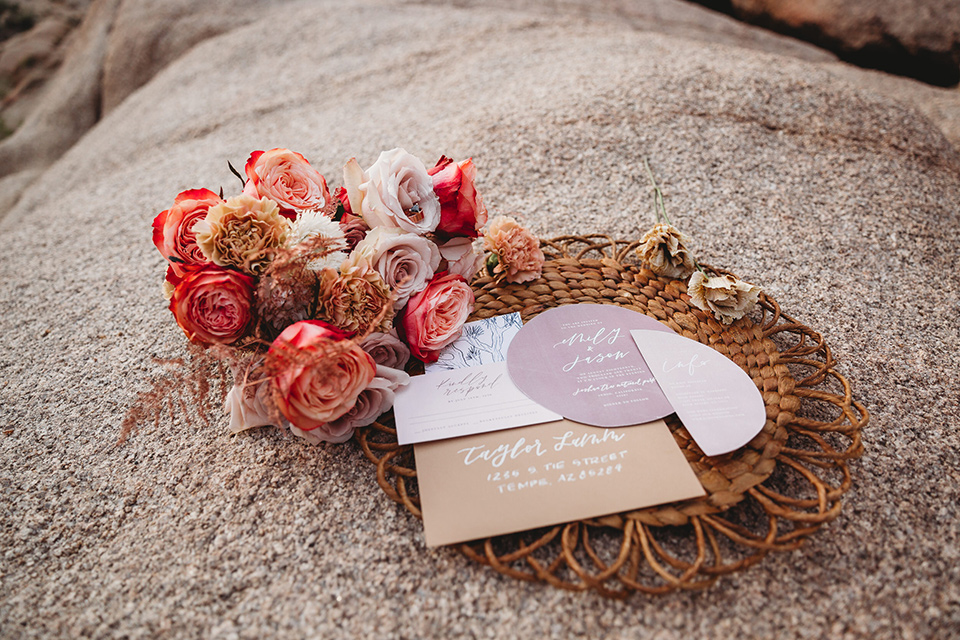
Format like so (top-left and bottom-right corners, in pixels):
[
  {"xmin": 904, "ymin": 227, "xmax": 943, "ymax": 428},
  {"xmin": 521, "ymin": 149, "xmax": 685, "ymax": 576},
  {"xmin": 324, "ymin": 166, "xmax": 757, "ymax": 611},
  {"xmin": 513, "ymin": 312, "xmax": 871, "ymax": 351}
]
[{"xmin": 357, "ymin": 235, "xmax": 867, "ymax": 596}]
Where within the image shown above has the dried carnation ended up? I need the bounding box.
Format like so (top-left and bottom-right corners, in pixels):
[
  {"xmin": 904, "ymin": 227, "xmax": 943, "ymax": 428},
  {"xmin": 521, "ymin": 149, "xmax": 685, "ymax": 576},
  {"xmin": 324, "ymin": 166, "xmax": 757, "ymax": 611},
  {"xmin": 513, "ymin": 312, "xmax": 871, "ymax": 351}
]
[
  {"xmin": 687, "ymin": 271, "xmax": 761, "ymax": 325},
  {"xmin": 194, "ymin": 195, "xmax": 290, "ymax": 274},
  {"xmin": 482, "ymin": 215, "xmax": 544, "ymax": 284},
  {"xmin": 316, "ymin": 265, "xmax": 394, "ymax": 336},
  {"xmin": 637, "ymin": 223, "xmax": 695, "ymax": 279}
]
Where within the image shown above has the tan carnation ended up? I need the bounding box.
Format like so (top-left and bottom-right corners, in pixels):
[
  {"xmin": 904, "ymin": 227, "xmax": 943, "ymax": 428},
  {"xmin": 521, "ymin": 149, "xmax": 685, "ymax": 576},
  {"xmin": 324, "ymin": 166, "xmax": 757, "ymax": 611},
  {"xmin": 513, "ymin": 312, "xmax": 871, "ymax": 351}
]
[
  {"xmin": 637, "ymin": 223, "xmax": 695, "ymax": 279},
  {"xmin": 687, "ymin": 271, "xmax": 761, "ymax": 325},
  {"xmin": 194, "ymin": 195, "xmax": 289, "ymax": 274},
  {"xmin": 482, "ymin": 215, "xmax": 544, "ymax": 284},
  {"xmin": 316, "ymin": 265, "xmax": 394, "ymax": 336}
]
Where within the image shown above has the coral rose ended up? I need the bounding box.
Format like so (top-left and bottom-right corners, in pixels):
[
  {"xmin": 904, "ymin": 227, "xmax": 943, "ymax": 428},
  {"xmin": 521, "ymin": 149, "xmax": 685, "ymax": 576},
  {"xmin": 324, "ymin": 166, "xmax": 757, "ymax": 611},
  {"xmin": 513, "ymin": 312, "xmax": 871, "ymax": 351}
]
[
  {"xmin": 267, "ymin": 320, "xmax": 376, "ymax": 433},
  {"xmin": 168, "ymin": 265, "xmax": 256, "ymax": 346},
  {"xmin": 152, "ymin": 188, "xmax": 222, "ymax": 276},
  {"xmin": 242, "ymin": 148, "xmax": 330, "ymax": 217},
  {"xmin": 482, "ymin": 215, "xmax": 544, "ymax": 284},
  {"xmin": 402, "ymin": 272, "xmax": 475, "ymax": 363},
  {"xmin": 352, "ymin": 148, "xmax": 441, "ymax": 234},
  {"xmin": 428, "ymin": 156, "xmax": 488, "ymax": 239},
  {"xmin": 687, "ymin": 271, "xmax": 761, "ymax": 325}
]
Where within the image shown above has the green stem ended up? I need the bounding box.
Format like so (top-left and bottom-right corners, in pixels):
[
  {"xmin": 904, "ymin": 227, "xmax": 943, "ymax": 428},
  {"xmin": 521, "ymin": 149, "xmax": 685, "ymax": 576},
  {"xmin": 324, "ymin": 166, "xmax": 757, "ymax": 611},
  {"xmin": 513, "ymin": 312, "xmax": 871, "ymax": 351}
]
[{"xmin": 643, "ymin": 158, "xmax": 672, "ymax": 226}]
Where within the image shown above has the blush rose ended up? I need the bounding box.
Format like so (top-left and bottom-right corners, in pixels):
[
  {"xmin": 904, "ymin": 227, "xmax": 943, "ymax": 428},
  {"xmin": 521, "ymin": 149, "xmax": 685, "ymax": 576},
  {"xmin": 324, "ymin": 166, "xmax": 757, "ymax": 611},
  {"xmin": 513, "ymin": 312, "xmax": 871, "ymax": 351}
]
[
  {"xmin": 267, "ymin": 320, "xmax": 376, "ymax": 433},
  {"xmin": 402, "ymin": 272, "xmax": 475, "ymax": 363},
  {"xmin": 168, "ymin": 266, "xmax": 256, "ymax": 346}
]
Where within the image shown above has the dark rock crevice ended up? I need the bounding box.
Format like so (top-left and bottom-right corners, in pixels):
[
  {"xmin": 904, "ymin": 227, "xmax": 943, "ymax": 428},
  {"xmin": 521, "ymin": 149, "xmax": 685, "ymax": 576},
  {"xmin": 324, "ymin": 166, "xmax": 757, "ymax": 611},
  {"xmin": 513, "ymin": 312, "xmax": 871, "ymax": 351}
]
[{"xmin": 688, "ymin": 0, "xmax": 960, "ymax": 87}]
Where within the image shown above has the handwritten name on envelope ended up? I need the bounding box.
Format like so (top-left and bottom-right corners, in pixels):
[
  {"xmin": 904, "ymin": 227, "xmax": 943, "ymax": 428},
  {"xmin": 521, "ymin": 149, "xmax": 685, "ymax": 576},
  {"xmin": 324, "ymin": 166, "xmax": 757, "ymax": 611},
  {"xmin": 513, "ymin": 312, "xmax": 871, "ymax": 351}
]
[
  {"xmin": 393, "ymin": 361, "xmax": 562, "ymax": 445},
  {"xmin": 414, "ymin": 418, "xmax": 706, "ymax": 547}
]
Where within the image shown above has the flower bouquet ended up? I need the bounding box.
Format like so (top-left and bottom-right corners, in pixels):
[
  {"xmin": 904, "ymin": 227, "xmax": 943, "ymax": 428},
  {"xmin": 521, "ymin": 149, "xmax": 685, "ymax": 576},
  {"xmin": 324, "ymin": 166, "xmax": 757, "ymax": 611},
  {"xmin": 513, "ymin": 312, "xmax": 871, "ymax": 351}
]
[{"xmin": 144, "ymin": 147, "xmax": 545, "ymax": 444}]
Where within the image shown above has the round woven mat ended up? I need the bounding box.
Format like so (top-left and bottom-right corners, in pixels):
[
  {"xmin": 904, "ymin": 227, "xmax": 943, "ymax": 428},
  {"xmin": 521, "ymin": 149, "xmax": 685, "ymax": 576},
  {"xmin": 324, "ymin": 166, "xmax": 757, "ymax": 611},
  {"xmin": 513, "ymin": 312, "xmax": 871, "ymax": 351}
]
[{"xmin": 357, "ymin": 235, "xmax": 867, "ymax": 596}]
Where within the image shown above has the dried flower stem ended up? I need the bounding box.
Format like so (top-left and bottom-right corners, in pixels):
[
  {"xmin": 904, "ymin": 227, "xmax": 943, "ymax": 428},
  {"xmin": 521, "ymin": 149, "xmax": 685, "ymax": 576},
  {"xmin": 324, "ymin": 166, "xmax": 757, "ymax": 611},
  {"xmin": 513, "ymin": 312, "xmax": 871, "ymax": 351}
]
[
  {"xmin": 643, "ymin": 157, "xmax": 671, "ymax": 226},
  {"xmin": 643, "ymin": 158, "xmax": 708, "ymax": 276}
]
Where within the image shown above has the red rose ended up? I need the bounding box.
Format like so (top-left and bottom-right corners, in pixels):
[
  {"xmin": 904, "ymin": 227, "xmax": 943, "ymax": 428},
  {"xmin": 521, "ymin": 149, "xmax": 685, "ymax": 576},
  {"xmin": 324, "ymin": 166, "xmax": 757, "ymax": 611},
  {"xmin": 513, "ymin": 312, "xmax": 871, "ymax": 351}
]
[
  {"xmin": 242, "ymin": 148, "xmax": 330, "ymax": 218},
  {"xmin": 168, "ymin": 266, "xmax": 256, "ymax": 346},
  {"xmin": 402, "ymin": 272, "xmax": 475, "ymax": 363},
  {"xmin": 267, "ymin": 320, "xmax": 376, "ymax": 433},
  {"xmin": 428, "ymin": 156, "xmax": 488, "ymax": 240},
  {"xmin": 152, "ymin": 188, "xmax": 221, "ymax": 276}
]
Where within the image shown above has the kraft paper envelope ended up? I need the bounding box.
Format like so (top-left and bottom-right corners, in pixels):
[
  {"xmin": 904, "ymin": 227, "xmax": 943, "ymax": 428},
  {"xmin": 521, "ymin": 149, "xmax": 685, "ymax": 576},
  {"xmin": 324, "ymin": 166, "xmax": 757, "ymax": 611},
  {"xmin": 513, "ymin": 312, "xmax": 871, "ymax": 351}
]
[{"xmin": 414, "ymin": 418, "xmax": 705, "ymax": 547}]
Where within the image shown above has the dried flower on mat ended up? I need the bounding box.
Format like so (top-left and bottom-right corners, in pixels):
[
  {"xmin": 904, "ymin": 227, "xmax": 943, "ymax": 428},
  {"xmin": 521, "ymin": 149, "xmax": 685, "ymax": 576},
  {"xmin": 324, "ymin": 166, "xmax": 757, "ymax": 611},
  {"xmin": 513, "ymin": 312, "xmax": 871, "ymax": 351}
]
[
  {"xmin": 482, "ymin": 215, "xmax": 545, "ymax": 284},
  {"xmin": 194, "ymin": 195, "xmax": 290, "ymax": 274},
  {"xmin": 687, "ymin": 271, "xmax": 761, "ymax": 325},
  {"xmin": 637, "ymin": 223, "xmax": 695, "ymax": 279}
]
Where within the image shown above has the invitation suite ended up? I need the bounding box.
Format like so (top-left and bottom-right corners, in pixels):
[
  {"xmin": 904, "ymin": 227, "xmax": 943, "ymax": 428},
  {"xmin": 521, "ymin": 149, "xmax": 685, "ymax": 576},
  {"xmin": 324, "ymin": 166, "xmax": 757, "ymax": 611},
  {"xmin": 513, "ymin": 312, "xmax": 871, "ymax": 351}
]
[
  {"xmin": 392, "ymin": 361, "xmax": 562, "ymax": 445},
  {"xmin": 506, "ymin": 305, "xmax": 675, "ymax": 427},
  {"xmin": 425, "ymin": 313, "xmax": 524, "ymax": 373},
  {"xmin": 630, "ymin": 329, "xmax": 766, "ymax": 456},
  {"xmin": 415, "ymin": 418, "xmax": 705, "ymax": 547},
  {"xmin": 394, "ymin": 314, "xmax": 561, "ymax": 445}
]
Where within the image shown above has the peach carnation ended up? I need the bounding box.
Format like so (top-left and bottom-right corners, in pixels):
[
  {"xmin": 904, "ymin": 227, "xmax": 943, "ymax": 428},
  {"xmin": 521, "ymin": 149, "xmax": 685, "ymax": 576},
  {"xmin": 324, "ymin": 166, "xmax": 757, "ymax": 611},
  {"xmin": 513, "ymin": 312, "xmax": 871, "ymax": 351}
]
[{"xmin": 482, "ymin": 215, "xmax": 544, "ymax": 284}]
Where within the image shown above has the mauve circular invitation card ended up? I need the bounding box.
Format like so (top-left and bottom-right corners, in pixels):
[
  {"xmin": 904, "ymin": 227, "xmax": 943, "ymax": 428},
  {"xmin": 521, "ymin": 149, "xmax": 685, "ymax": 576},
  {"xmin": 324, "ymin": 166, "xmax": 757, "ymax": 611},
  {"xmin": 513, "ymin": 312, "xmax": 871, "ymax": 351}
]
[{"xmin": 506, "ymin": 305, "xmax": 674, "ymax": 427}]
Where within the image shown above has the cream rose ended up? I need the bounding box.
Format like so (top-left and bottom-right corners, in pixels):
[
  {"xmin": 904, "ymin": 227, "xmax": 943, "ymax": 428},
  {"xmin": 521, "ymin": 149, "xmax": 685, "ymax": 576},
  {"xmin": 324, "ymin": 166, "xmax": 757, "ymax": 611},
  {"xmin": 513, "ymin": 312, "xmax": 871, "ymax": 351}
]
[
  {"xmin": 356, "ymin": 148, "xmax": 440, "ymax": 234},
  {"xmin": 224, "ymin": 377, "xmax": 274, "ymax": 433},
  {"xmin": 341, "ymin": 227, "xmax": 441, "ymax": 309},
  {"xmin": 437, "ymin": 237, "xmax": 484, "ymax": 282},
  {"xmin": 687, "ymin": 271, "xmax": 761, "ymax": 325}
]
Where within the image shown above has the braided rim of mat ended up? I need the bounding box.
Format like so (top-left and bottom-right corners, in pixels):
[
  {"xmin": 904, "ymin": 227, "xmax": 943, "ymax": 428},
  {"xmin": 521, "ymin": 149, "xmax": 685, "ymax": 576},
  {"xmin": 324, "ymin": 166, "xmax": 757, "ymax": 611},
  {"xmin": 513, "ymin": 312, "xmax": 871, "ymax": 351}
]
[{"xmin": 356, "ymin": 235, "xmax": 867, "ymax": 596}]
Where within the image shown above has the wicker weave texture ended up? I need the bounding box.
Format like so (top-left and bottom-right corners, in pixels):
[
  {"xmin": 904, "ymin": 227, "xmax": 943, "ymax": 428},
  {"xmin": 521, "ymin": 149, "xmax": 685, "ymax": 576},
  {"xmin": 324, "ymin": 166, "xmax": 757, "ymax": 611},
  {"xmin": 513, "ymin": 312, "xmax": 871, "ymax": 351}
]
[{"xmin": 357, "ymin": 236, "xmax": 866, "ymax": 596}]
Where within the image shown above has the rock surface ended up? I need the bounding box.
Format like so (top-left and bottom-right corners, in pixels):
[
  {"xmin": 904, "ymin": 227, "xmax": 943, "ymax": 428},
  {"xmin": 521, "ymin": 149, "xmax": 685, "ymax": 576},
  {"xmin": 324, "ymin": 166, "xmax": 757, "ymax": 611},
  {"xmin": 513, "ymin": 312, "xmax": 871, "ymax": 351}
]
[
  {"xmin": 693, "ymin": 0, "xmax": 960, "ymax": 86},
  {"xmin": 1, "ymin": 2, "xmax": 959, "ymax": 638}
]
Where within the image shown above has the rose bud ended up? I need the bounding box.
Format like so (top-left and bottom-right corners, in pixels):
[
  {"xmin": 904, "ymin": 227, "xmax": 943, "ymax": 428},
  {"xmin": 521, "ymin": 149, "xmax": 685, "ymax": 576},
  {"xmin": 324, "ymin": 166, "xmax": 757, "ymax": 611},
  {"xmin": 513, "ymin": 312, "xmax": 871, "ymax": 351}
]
[
  {"xmin": 428, "ymin": 156, "xmax": 488, "ymax": 239},
  {"xmin": 242, "ymin": 148, "xmax": 331, "ymax": 218},
  {"xmin": 168, "ymin": 265, "xmax": 256, "ymax": 346},
  {"xmin": 402, "ymin": 272, "xmax": 475, "ymax": 363},
  {"xmin": 267, "ymin": 320, "xmax": 376, "ymax": 432},
  {"xmin": 152, "ymin": 188, "xmax": 222, "ymax": 276}
]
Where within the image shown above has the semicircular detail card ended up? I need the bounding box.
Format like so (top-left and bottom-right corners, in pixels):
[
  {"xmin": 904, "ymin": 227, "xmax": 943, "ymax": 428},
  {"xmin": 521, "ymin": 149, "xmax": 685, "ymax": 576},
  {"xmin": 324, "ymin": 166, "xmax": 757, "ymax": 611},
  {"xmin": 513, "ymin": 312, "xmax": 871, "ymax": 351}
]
[
  {"xmin": 629, "ymin": 329, "xmax": 766, "ymax": 456},
  {"xmin": 506, "ymin": 305, "xmax": 675, "ymax": 427}
]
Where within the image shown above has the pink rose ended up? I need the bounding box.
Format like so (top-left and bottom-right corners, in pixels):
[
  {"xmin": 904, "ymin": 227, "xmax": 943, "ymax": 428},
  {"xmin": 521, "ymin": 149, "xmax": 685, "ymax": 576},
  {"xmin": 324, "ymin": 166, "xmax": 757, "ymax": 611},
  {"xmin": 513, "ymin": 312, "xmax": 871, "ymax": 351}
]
[
  {"xmin": 339, "ymin": 212, "xmax": 369, "ymax": 252},
  {"xmin": 168, "ymin": 266, "xmax": 256, "ymax": 346},
  {"xmin": 242, "ymin": 148, "xmax": 330, "ymax": 218},
  {"xmin": 267, "ymin": 320, "xmax": 376, "ymax": 434},
  {"xmin": 360, "ymin": 331, "xmax": 410, "ymax": 369},
  {"xmin": 152, "ymin": 188, "xmax": 222, "ymax": 276},
  {"xmin": 402, "ymin": 272, "xmax": 475, "ymax": 363},
  {"xmin": 428, "ymin": 156, "xmax": 488, "ymax": 239},
  {"xmin": 341, "ymin": 227, "xmax": 441, "ymax": 309}
]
